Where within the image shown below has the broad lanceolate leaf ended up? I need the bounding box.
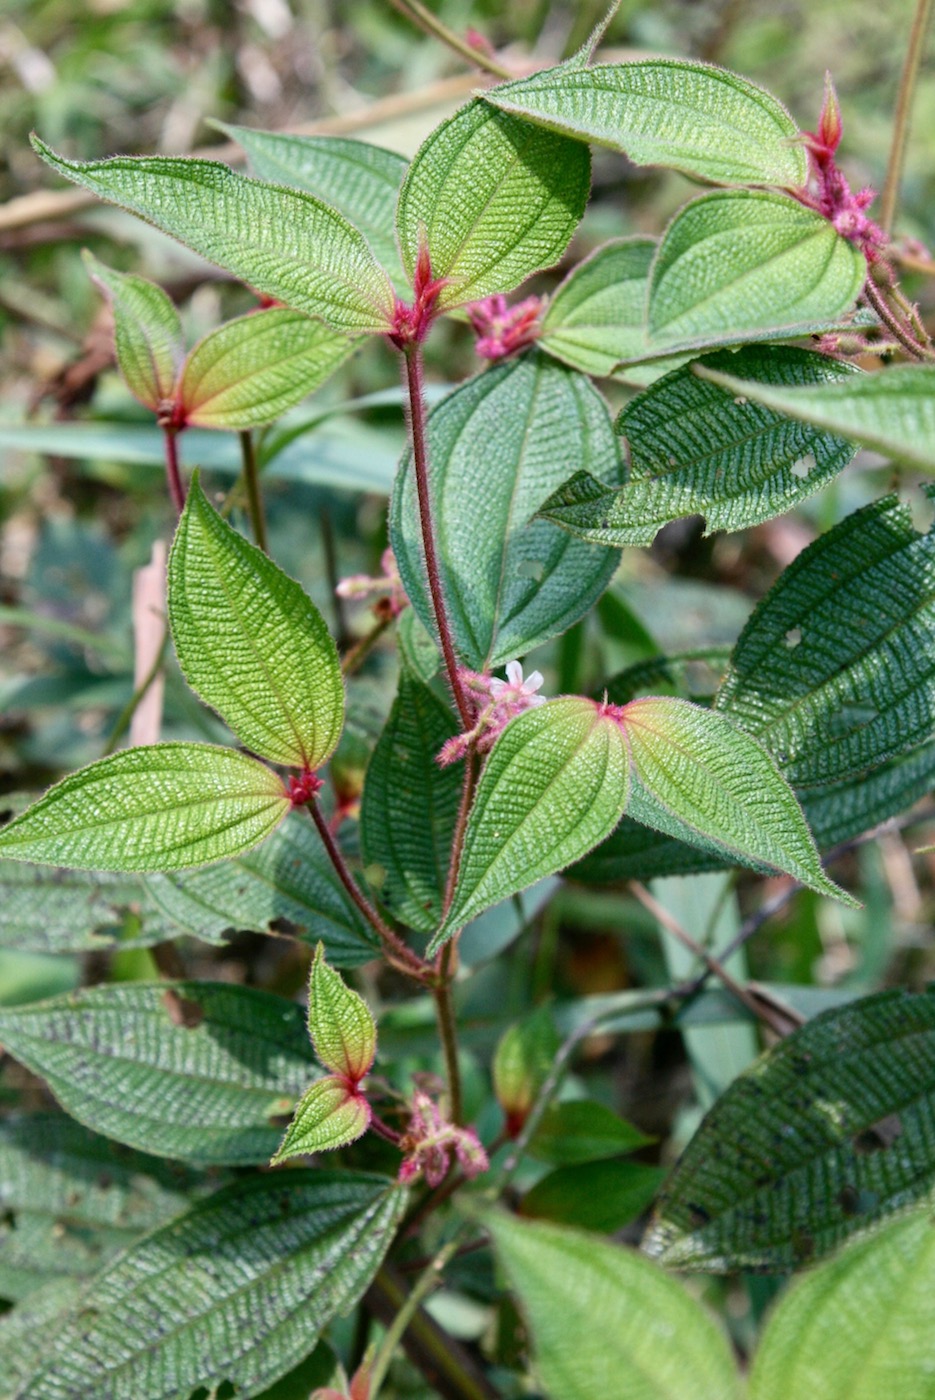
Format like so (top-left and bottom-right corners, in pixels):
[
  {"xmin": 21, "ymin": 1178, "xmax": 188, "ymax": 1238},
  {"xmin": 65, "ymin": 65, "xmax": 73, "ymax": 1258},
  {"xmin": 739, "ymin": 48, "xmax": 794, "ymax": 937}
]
[
  {"xmin": 750, "ymin": 1212, "xmax": 935, "ymax": 1399},
  {"xmin": 307, "ymin": 943, "xmax": 376, "ymax": 1081},
  {"xmin": 271, "ymin": 1076, "xmax": 371, "ymax": 1162},
  {"xmin": 0, "ymin": 982, "xmax": 316, "ymax": 1165},
  {"xmin": 217, "ymin": 125, "xmax": 408, "ymax": 288},
  {"xmin": 395, "ymin": 99, "xmax": 590, "ymax": 310},
  {"xmin": 391, "ymin": 351, "xmax": 622, "ymax": 670},
  {"xmin": 696, "ymin": 361, "xmax": 935, "ymax": 471},
  {"xmin": 33, "ymin": 138, "xmax": 396, "ymax": 333},
  {"xmin": 144, "ymin": 809, "xmax": 378, "ymax": 965},
  {"xmin": 0, "ymin": 744, "xmax": 289, "ymax": 873},
  {"xmin": 540, "ymin": 347, "xmax": 859, "ymax": 543},
  {"xmin": 645, "ymin": 988, "xmax": 935, "ymax": 1272},
  {"xmin": 83, "ymin": 251, "xmax": 183, "ymax": 410},
  {"xmin": 169, "ymin": 474, "xmax": 344, "ymax": 768},
  {"xmin": 648, "ymin": 191, "xmax": 864, "ymax": 346},
  {"xmin": 482, "ymin": 1210, "xmax": 741, "ymax": 1400},
  {"xmin": 485, "ymin": 58, "xmax": 807, "ymax": 187},
  {"xmin": 16, "ymin": 1171, "xmax": 405, "ymax": 1400},
  {"xmin": 180, "ymin": 308, "xmax": 353, "ymax": 430},
  {"xmin": 621, "ymin": 697, "xmax": 852, "ymax": 902},
  {"xmin": 431, "ymin": 698, "xmax": 631, "ymax": 951},
  {"xmin": 360, "ymin": 669, "xmax": 461, "ymax": 932},
  {"xmin": 716, "ymin": 491, "xmax": 935, "ymax": 848}
]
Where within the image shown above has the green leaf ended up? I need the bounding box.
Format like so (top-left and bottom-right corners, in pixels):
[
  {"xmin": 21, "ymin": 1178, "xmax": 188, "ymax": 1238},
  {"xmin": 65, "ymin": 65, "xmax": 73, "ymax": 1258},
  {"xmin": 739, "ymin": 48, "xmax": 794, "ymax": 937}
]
[
  {"xmin": 307, "ymin": 943, "xmax": 376, "ymax": 1081},
  {"xmin": 169, "ymin": 473, "xmax": 344, "ymax": 769},
  {"xmin": 521, "ymin": 1160, "xmax": 665, "ymax": 1233},
  {"xmin": 32, "ymin": 138, "xmax": 396, "ymax": 334},
  {"xmin": 216, "ymin": 124, "xmax": 408, "ymax": 289},
  {"xmin": 0, "ymin": 743, "xmax": 289, "ymax": 873},
  {"xmin": 614, "ymin": 307, "xmax": 879, "ymax": 372},
  {"xmin": 621, "ymin": 697, "xmax": 852, "ymax": 901},
  {"xmin": 0, "ymin": 1114, "xmax": 206, "ymax": 1298},
  {"xmin": 360, "ymin": 670, "xmax": 461, "ymax": 933},
  {"xmin": 493, "ymin": 1005, "xmax": 559, "ymax": 1126},
  {"xmin": 540, "ymin": 347, "xmax": 859, "ymax": 543},
  {"xmin": 180, "ymin": 308, "xmax": 354, "ymax": 430},
  {"xmin": 716, "ymin": 491, "xmax": 935, "ymax": 849},
  {"xmin": 391, "ymin": 351, "xmax": 622, "ymax": 670},
  {"xmin": 395, "ymin": 99, "xmax": 590, "ymax": 310},
  {"xmin": 645, "ymin": 987, "xmax": 935, "ymax": 1271},
  {"xmin": 695, "ymin": 361, "xmax": 935, "ymax": 471},
  {"xmin": 143, "ymin": 810, "xmax": 378, "ymax": 964},
  {"xmin": 0, "ymin": 1280, "xmax": 84, "ymax": 1395},
  {"xmin": 271, "ymin": 1076, "xmax": 370, "ymax": 1162},
  {"xmin": 481, "ymin": 1210, "xmax": 741, "ymax": 1400},
  {"xmin": 485, "ymin": 58, "xmax": 807, "ymax": 187},
  {"xmin": 82, "ymin": 251, "xmax": 183, "ymax": 410},
  {"xmin": 750, "ymin": 1212, "xmax": 935, "ymax": 1399},
  {"xmin": 431, "ymin": 698, "xmax": 631, "ymax": 950},
  {"xmin": 539, "ymin": 237, "xmax": 662, "ymax": 380},
  {"xmin": 647, "ymin": 191, "xmax": 865, "ymax": 346},
  {"xmin": 529, "ymin": 1099, "xmax": 651, "ymax": 1165},
  {"xmin": 15, "ymin": 1171, "xmax": 405, "ymax": 1400},
  {"xmin": 0, "ymin": 982, "xmax": 316, "ymax": 1165}
]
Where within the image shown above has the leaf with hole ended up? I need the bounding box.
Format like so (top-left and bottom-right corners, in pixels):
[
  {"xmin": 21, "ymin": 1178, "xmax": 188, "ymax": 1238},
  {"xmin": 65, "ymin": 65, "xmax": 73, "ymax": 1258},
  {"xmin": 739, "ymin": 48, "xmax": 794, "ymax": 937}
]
[
  {"xmin": 82, "ymin": 251, "xmax": 183, "ymax": 410},
  {"xmin": 431, "ymin": 698, "xmax": 631, "ymax": 950},
  {"xmin": 0, "ymin": 744, "xmax": 289, "ymax": 873},
  {"xmin": 395, "ymin": 99, "xmax": 590, "ymax": 310},
  {"xmin": 169, "ymin": 472, "xmax": 344, "ymax": 768},
  {"xmin": 391, "ymin": 350, "xmax": 622, "ymax": 670},
  {"xmin": 33, "ymin": 137, "xmax": 396, "ymax": 333},
  {"xmin": 647, "ymin": 191, "xmax": 864, "ymax": 346},
  {"xmin": 15, "ymin": 1171, "xmax": 405, "ymax": 1400},
  {"xmin": 0, "ymin": 982, "xmax": 316, "ymax": 1165},
  {"xmin": 485, "ymin": 58, "xmax": 807, "ymax": 187},
  {"xmin": 645, "ymin": 987, "xmax": 935, "ymax": 1271}
]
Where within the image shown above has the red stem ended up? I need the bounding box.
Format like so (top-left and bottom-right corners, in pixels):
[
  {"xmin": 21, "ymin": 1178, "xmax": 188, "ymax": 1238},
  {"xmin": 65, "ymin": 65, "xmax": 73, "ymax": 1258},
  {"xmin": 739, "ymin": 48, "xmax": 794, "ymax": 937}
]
[
  {"xmin": 402, "ymin": 344, "xmax": 473, "ymax": 729},
  {"xmin": 163, "ymin": 427, "xmax": 186, "ymax": 515},
  {"xmin": 305, "ymin": 798, "xmax": 426, "ymax": 981},
  {"xmin": 863, "ymin": 274, "xmax": 934, "ymax": 360}
]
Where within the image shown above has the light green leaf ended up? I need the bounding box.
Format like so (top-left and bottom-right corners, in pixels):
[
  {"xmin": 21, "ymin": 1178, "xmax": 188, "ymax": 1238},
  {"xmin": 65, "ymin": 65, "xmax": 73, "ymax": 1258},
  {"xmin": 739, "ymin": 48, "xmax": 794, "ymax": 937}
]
[
  {"xmin": 0, "ymin": 1280, "xmax": 84, "ymax": 1395},
  {"xmin": 180, "ymin": 308, "xmax": 353, "ymax": 430},
  {"xmin": 696, "ymin": 361, "xmax": 935, "ymax": 471},
  {"xmin": 33, "ymin": 138, "xmax": 396, "ymax": 334},
  {"xmin": 307, "ymin": 942, "xmax": 376, "ymax": 1081},
  {"xmin": 144, "ymin": 809, "xmax": 378, "ymax": 965},
  {"xmin": 0, "ymin": 982, "xmax": 316, "ymax": 1165},
  {"xmin": 360, "ymin": 669, "xmax": 461, "ymax": 932},
  {"xmin": 645, "ymin": 988, "xmax": 935, "ymax": 1271},
  {"xmin": 614, "ymin": 307, "xmax": 879, "ymax": 372},
  {"xmin": 540, "ymin": 346, "xmax": 859, "ymax": 543},
  {"xmin": 431, "ymin": 698, "xmax": 631, "ymax": 950},
  {"xmin": 82, "ymin": 251, "xmax": 183, "ymax": 410},
  {"xmin": 481, "ymin": 1210, "xmax": 741, "ymax": 1400},
  {"xmin": 396, "ymin": 98, "xmax": 590, "ymax": 310},
  {"xmin": 169, "ymin": 473, "xmax": 344, "ymax": 769},
  {"xmin": 621, "ymin": 698, "xmax": 852, "ymax": 901},
  {"xmin": 493, "ymin": 1005, "xmax": 559, "ymax": 1126},
  {"xmin": 271, "ymin": 1076, "xmax": 371, "ymax": 1162},
  {"xmin": 216, "ymin": 124, "xmax": 408, "ymax": 289},
  {"xmin": 485, "ymin": 58, "xmax": 807, "ymax": 187},
  {"xmin": 717, "ymin": 490, "xmax": 935, "ymax": 849},
  {"xmin": 529, "ymin": 1099, "xmax": 651, "ymax": 1165},
  {"xmin": 391, "ymin": 351, "xmax": 622, "ymax": 670},
  {"xmin": 750, "ymin": 1212, "xmax": 935, "ymax": 1399},
  {"xmin": 0, "ymin": 743, "xmax": 289, "ymax": 873},
  {"xmin": 15, "ymin": 1171, "xmax": 405, "ymax": 1400},
  {"xmin": 648, "ymin": 191, "xmax": 864, "ymax": 346}
]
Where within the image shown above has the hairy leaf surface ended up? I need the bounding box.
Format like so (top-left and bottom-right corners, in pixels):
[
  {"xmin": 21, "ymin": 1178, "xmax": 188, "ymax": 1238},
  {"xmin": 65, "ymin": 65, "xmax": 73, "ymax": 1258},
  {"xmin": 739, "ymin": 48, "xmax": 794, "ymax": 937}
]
[
  {"xmin": 539, "ymin": 237, "xmax": 659, "ymax": 379},
  {"xmin": 271, "ymin": 1078, "xmax": 371, "ymax": 1162},
  {"xmin": 82, "ymin": 252, "xmax": 183, "ymax": 410}
]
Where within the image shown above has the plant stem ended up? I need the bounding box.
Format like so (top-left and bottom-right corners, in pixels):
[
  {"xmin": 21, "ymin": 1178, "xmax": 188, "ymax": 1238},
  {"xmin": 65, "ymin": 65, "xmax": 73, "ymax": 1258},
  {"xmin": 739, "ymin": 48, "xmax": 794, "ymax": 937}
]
[
  {"xmin": 304, "ymin": 798, "xmax": 426, "ymax": 981},
  {"xmin": 880, "ymin": 0, "xmax": 934, "ymax": 235},
  {"xmin": 368, "ymin": 1234, "xmax": 466, "ymax": 1398},
  {"xmin": 863, "ymin": 274, "xmax": 934, "ymax": 359},
  {"xmin": 386, "ymin": 0, "xmax": 513, "ymax": 80},
  {"xmin": 239, "ymin": 430, "xmax": 268, "ymax": 553},
  {"xmin": 432, "ymin": 966, "xmax": 463, "ymax": 1125},
  {"xmin": 101, "ymin": 628, "xmax": 169, "ymax": 755},
  {"xmin": 441, "ymin": 751, "xmax": 478, "ymax": 919},
  {"xmin": 402, "ymin": 343, "xmax": 473, "ymax": 729},
  {"xmin": 163, "ymin": 427, "xmax": 186, "ymax": 515},
  {"xmin": 341, "ymin": 615, "xmax": 392, "ymax": 676}
]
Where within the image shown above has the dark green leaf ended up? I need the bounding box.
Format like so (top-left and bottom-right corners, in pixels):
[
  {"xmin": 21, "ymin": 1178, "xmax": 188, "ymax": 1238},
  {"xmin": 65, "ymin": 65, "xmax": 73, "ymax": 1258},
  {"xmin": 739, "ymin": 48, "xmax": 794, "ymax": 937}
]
[
  {"xmin": 521, "ymin": 1160, "xmax": 665, "ymax": 1232},
  {"xmin": 0, "ymin": 1280, "xmax": 83, "ymax": 1394},
  {"xmin": 391, "ymin": 351, "xmax": 622, "ymax": 670},
  {"xmin": 529, "ymin": 1099, "xmax": 651, "ymax": 1165},
  {"xmin": 16, "ymin": 1171, "xmax": 405, "ymax": 1400},
  {"xmin": 396, "ymin": 99, "xmax": 590, "ymax": 309},
  {"xmin": 0, "ymin": 982, "xmax": 316, "ymax": 1164},
  {"xmin": 360, "ymin": 670, "xmax": 461, "ymax": 933},
  {"xmin": 645, "ymin": 987, "xmax": 935, "ymax": 1271}
]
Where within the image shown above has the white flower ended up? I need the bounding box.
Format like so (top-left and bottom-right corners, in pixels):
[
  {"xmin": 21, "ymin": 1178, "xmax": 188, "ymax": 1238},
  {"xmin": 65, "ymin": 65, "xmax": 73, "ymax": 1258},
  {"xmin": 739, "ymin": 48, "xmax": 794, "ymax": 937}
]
[{"xmin": 488, "ymin": 659, "xmax": 546, "ymax": 708}]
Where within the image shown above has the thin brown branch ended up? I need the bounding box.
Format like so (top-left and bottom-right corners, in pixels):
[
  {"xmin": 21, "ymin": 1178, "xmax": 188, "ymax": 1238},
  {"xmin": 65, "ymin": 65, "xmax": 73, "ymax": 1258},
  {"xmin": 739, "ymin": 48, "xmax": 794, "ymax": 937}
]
[{"xmin": 880, "ymin": 0, "xmax": 935, "ymax": 235}]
